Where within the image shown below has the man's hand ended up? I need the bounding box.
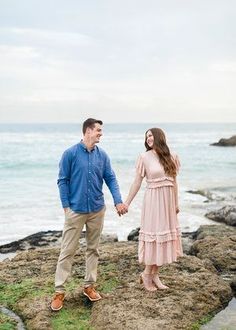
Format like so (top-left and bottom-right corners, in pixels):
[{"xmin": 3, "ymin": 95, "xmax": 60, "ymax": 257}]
[
  {"xmin": 115, "ymin": 203, "xmax": 128, "ymax": 216},
  {"xmin": 176, "ymin": 207, "xmax": 180, "ymax": 214},
  {"xmin": 64, "ymin": 207, "xmax": 70, "ymax": 213}
]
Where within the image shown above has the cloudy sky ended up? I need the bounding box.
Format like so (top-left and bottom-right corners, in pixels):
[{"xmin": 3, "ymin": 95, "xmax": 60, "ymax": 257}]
[{"xmin": 0, "ymin": 0, "xmax": 235, "ymax": 123}]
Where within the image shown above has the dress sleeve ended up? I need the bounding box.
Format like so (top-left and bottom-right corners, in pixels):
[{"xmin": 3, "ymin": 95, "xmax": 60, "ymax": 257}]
[
  {"xmin": 173, "ymin": 154, "xmax": 180, "ymax": 174},
  {"xmin": 136, "ymin": 154, "xmax": 146, "ymax": 178}
]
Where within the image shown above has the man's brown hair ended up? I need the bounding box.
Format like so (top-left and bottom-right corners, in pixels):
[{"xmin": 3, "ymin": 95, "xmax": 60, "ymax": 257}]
[{"xmin": 82, "ymin": 118, "xmax": 103, "ymax": 134}]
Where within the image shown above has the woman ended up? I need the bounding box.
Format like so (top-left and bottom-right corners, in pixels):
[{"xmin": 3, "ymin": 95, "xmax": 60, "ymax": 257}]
[{"xmin": 125, "ymin": 128, "xmax": 183, "ymax": 291}]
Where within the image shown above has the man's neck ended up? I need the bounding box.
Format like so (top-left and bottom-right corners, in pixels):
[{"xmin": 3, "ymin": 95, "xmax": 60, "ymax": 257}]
[{"xmin": 82, "ymin": 139, "xmax": 95, "ymax": 151}]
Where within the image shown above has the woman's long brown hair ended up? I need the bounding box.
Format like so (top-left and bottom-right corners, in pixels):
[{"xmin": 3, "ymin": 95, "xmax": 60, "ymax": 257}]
[{"xmin": 145, "ymin": 128, "xmax": 177, "ymax": 177}]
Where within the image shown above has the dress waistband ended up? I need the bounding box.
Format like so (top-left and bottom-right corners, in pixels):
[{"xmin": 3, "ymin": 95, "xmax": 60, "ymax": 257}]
[{"xmin": 146, "ymin": 177, "xmax": 174, "ymax": 188}]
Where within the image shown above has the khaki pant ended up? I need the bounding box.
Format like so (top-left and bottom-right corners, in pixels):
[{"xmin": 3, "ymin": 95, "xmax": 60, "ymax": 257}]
[{"xmin": 55, "ymin": 207, "xmax": 105, "ymax": 292}]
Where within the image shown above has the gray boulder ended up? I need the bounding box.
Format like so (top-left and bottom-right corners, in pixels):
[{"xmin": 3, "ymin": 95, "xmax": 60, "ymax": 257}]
[
  {"xmin": 211, "ymin": 135, "xmax": 236, "ymax": 146},
  {"xmin": 127, "ymin": 227, "xmax": 140, "ymax": 241},
  {"xmin": 205, "ymin": 205, "xmax": 236, "ymax": 226}
]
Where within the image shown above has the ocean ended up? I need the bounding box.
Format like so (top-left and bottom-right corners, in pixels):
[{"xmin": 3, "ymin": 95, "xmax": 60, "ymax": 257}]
[{"xmin": 0, "ymin": 122, "xmax": 236, "ymax": 245}]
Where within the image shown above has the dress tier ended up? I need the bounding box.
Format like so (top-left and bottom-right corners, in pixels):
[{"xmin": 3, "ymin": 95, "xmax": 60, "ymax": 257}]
[{"xmin": 137, "ymin": 151, "xmax": 183, "ymax": 266}]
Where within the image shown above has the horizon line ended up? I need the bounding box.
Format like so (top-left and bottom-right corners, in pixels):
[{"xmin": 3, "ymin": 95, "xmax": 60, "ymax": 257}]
[{"xmin": 0, "ymin": 121, "xmax": 236, "ymax": 125}]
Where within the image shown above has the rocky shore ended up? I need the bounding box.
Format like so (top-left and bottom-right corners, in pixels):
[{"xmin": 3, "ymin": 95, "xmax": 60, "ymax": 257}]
[{"xmin": 0, "ymin": 222, "xmax": 236, "ymax": 329}]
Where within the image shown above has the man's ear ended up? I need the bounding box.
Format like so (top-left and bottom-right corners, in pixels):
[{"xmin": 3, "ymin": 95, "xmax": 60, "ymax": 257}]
[{"xmin": 86, "ymin": 127, "xmax": 91, "ymax": 135}]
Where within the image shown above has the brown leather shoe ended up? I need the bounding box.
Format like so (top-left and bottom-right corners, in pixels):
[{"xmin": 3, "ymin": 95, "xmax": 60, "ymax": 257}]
[
  {"xmin": 51, "ymin": 292, "xmax": 65, "ymax": 311},
  {"xmin": 83, "ymin": 286, "xmax": 102, "ymax": 301}
]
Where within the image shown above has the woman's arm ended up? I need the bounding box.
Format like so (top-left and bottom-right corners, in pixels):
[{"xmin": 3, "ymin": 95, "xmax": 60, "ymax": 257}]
[
  {"xmin": 125, "ymin": 171, "xmax": 143, "ymax": 207},
  {"xmin": 173, "ymin": 176, "xmax": 179, "ymax": 213},
  {"xmin": 172, "ymin": 153, "xmax": 180, "ymax": 213}
]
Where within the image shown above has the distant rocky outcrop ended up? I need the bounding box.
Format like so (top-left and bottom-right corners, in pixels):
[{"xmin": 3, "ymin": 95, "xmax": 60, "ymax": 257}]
[
  {"xmin": 211, "ymin": 135, "xmax": 236, "ymax": 146},
  {"xmin": 205, "ymin": 205, "xmax": 236, "ymax": 226},
  {"xmin": 186, "ymin": 189, "xmax": 226, "ymax": 202}
]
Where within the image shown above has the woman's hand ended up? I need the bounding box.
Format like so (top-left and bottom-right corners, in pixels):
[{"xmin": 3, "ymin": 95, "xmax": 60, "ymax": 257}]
[{"xmin": 116, "ymin": 203, "xmax": 128, "ymax": 216}]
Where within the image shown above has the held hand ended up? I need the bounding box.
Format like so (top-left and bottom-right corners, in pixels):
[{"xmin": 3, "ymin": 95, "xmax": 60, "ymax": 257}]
[
  {"xmin": 64, "ymin": 207, "xmax": 70, "ymax": 213},
  {"xmin": 115, "ymin": 203, "xmax": 128, "ymax": 216}
]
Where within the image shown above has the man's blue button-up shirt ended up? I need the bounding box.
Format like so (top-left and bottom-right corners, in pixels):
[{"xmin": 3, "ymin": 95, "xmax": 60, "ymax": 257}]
[{"xmin": 57, "ymin": 141, "xmax": 122, "ymax": 213}]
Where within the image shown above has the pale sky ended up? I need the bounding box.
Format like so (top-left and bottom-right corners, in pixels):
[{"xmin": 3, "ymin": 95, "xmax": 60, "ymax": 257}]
[{"xmin": 0, "ymin": 0, "xmax": 235, "ymax": 123}]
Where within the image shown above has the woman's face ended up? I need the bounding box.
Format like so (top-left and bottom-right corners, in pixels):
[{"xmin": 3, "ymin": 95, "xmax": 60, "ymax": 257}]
[{"xmin": 146, "ymin": 130, "xmax": 154, "ymax": 148}]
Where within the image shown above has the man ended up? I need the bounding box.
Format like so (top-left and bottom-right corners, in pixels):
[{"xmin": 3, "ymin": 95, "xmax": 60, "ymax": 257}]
[{"xmin": 51, "ymin": 118, "xmax": 127, "ymax": 311}]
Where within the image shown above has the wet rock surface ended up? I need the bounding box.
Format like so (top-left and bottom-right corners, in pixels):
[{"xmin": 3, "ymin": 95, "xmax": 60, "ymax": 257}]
[
  {"xmin": 127, "ymin": 227, "xmax": 140, "ymax": 241},
  {"xmin": 205, "ymin": 205, "xmax": 236, "ymax": 226},
  {"xmin": 0, "ymin": 231, "xmax": 62, "ymax": 254},
  {"xmin": 0, "ymin": 230, "xmax": 118, "ymax": 254},
  {"xmin": 187, "ymin": 189, "xmax": 216, "ymax": 201},
  {"xmin": 190, "ymin": 224, "xmax": 236, "ymax": 290}
]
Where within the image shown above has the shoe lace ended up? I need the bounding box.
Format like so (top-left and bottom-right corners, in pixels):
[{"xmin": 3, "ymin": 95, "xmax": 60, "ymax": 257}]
[{"xmin": 54, "ymin": 293, "xmax": 64, "ymax": 301}]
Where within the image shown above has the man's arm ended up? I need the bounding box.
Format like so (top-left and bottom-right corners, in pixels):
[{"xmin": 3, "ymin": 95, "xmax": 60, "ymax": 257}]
[{"xmin": 57, "ymin": 150, "xmax": 71, "ymax": 210}]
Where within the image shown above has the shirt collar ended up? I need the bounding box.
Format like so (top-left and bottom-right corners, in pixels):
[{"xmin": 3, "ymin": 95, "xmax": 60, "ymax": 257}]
[{"xmin": 79, "ymin": 140, "xmax": 96, "ymax": 152}]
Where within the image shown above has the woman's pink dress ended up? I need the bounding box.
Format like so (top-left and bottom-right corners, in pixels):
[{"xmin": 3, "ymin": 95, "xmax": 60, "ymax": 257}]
[{"xmin": 136, "ymin": 151, "xmax": 183, "ymax": 266}]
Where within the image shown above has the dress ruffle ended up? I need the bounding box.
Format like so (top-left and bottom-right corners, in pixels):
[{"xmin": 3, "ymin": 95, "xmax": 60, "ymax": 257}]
[
  {"xmin": 138, "ymin": 237, "xmax": 183, "ymax": 266},
  {"xmin": 139, "ymin": 228, "xmax": 182, "ymax": 243},
  {"xmin": 146, "ymin": 177, "xmax": 174, "ymax": 189}
]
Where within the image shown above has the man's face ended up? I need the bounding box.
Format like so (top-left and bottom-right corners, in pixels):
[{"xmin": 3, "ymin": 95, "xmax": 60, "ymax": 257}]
[{"xmin": 88, "ymin": 123, "xmax": 103, "ymax": 144}]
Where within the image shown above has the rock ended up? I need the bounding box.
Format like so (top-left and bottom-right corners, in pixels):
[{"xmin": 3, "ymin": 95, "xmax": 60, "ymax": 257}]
[
  {"xmin": 0, "ymin": 241, "xmax": 233, "ymax": 330},
  {"xmin": 192, "ymin": 224, "xmax": 236, "ymax": 240},
  {"xmin": 127, "ymin": 227, "xmax": 140, "ymax": 241},
  {"xmin": 190, "ymin": 225, "xmax": 236, "ymax": 272},
  {"xmin": 181, "ymin": 236, "xmax": 194, "ymax": 255},
  {"xmin": 0, "ymin": 231, "xmax": 118, "ymax": 255},
  {"xmin": 230, "ymin": 277, "xmax": 236, "ymax": 293},
  {"xmin": 181, "ymin": 231, "xmax": 196, "ymax": 255},
  {"xmin": 211, "ymin": 135, "xmax": 236, "ymax": 146},
  {"xmin": 100, "ymin": 234, "xmax": 118, "ymax": 243},
  {"xmin": 187, "ymin": 189, "xmax": 214, "ymax": 201},
  {"xmin": 0, "ymin": 230, "xmax": 62, "ymax": 254},
  {"xmin": 205, "ymin": 205, "xmax": 236, "ymax": 226},
  {"xmin": 91, "ymin": 255, "xmax": 232, "ymax": 330},
  {"xmin": 186, "ymin": 189, "xmax": 226, "ymax": 202}
]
